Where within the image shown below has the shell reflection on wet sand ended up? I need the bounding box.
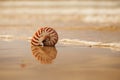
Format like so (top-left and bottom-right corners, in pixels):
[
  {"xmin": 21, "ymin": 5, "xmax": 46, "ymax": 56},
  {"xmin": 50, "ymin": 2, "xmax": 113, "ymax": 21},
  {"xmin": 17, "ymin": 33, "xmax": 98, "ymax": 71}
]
[{"xmin": 31, "ymin": 46, "xmax": 57, "ymax": 64}]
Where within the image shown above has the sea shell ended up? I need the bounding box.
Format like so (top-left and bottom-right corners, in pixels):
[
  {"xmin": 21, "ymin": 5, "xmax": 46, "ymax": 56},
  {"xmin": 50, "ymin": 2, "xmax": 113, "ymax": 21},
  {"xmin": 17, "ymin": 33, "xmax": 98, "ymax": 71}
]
[
  {"xmin": 31, "ymin": 46, "xmax": 57, "ymax": 64},
  {"xmin": 31, "ymin": 27, "xmax": 58, "ymax": 46}
]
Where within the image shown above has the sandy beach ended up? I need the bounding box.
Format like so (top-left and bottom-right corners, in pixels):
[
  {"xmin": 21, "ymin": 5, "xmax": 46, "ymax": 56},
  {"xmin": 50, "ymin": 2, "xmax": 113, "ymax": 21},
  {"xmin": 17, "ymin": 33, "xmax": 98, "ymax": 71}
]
[
  {"xmin": 0, "ymin": 27, "xmax": 120, "ymax": 80},
  {"xmin": 0, "ymin": 0, "xmax": 120, "ymax": 80}
]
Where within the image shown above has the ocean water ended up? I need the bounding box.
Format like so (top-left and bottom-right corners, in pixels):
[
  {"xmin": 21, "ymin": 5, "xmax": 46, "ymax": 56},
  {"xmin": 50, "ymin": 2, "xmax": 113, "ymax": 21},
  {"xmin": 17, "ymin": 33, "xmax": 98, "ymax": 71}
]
[
  {"xmin": 0, "ymin": 0, "xmax": 120, "ymax": 52},
  {"xmin": 0, "ymin": 27, "xmax": 120, "ymax": 52},
  {"xmin": 0, "ymin": 0, "xmax": 120, "ymax": 25}
]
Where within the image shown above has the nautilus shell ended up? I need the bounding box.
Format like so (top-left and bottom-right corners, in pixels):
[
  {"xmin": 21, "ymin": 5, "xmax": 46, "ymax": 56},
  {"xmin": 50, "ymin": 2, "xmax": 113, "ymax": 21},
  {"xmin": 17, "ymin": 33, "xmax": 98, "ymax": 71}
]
[
  {"xmin": 31, "ymin": 27, "xmax": 58, "ymax": 46},
  {"xmin": 31, "ymin": 46, "xmax": 57, "ymax": 64}
]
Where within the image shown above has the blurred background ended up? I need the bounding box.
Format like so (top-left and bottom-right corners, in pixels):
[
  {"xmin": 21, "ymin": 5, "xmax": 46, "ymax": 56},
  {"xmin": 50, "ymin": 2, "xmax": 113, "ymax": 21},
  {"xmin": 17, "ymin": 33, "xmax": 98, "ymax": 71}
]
[
  {"xmin": 0, "ymin": 0, "xmax": 120, "ymax": 41},
  {"xmin": 0, "ymin": 0, "xmax": 120, "ymax": 26}
]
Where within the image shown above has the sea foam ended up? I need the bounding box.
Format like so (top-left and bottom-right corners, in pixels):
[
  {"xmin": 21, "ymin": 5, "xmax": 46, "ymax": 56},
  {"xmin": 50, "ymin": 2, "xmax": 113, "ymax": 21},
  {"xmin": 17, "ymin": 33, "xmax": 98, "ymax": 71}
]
[{"xmin": 60, "ymin": 39, "xmax": 120, "ymax": 51}]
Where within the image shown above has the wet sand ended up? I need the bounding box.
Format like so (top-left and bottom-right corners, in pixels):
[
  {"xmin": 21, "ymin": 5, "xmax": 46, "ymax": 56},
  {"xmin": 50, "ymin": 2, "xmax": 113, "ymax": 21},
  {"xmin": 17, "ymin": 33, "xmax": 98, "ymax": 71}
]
[
  {"xmin": 0, "ymin": 24, "xmax": 120, "ymax": 80},
  {"xmin": 0, "ymin": 39, "xmax": 120, "ymax": 80}
]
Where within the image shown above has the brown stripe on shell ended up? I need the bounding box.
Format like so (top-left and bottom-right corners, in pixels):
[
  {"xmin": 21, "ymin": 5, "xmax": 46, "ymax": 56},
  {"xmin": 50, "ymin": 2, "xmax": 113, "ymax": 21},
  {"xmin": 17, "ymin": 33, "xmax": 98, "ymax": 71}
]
[{"xmin": 31, "ymin": 27, "xmax": 58, "ymax": 46}]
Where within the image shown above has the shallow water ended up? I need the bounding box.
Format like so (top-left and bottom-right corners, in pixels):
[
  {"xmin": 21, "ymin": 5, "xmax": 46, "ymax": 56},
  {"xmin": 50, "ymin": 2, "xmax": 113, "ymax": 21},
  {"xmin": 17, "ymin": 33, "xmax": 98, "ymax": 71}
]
[
  {"xmin": 0, "ymin": 40, "xmax": 120, "ymax": 80},
  {"xmin": 0, "ymin": 26, "xmax": 120, "ymax": 51}
]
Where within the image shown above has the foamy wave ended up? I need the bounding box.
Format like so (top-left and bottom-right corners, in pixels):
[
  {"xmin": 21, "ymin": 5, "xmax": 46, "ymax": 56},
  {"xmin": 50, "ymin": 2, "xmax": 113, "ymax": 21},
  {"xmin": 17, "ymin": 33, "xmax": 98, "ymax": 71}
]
[
  {"xmin": 0, "ymin": 35, "xmax": 31, "ymax": 41},
  {"xmin": 60, "ymin": 39, "xmax": 120, "ymax": 51},
  {"xmin": 0, "ymin": 35, "xmax": 120, "ymax": 51},
  {"xmin": 0, "ymin": 35, "xmax": 14, "ymax": 41}
]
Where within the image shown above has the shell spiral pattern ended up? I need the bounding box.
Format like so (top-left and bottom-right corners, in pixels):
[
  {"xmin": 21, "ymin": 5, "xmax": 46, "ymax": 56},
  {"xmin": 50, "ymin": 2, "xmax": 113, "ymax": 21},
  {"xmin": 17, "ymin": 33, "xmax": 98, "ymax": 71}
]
[{"xmin": 31, "ymin": 27, "xmax": 58, "ymax": 46}]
